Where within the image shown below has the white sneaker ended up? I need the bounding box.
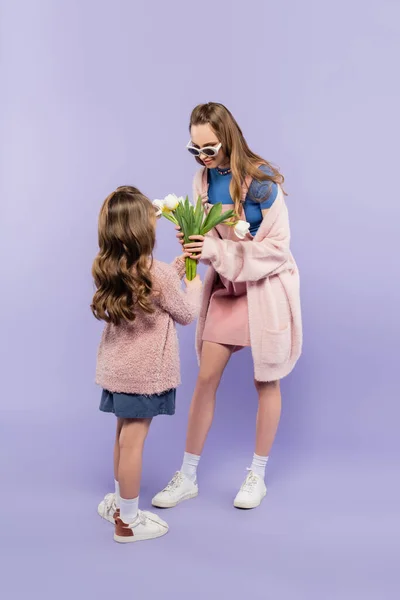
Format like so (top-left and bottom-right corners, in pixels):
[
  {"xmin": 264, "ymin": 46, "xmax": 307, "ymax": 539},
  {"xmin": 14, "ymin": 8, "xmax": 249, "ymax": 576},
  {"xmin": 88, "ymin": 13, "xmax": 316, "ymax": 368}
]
[
  {"xmin": 233, "ymin": 470, "xmax": 267, "ymax": 509},
  {"xmin": 114, "ymin": 510, "xmax": 169, "ymax": 543},
  {"xmin": 98, "ymin": 492, "xmax": 119, "ymax": 524},
  {"xmin": 152, "ymin": 471, "xmax": 198, "ymax": 508}
]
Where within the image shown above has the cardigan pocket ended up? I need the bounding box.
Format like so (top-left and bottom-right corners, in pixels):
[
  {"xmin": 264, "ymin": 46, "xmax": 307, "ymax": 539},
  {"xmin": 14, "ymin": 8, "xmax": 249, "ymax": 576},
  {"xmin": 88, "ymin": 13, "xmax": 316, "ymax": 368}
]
[{"xmin": 261, "ymin": 324, "xmax": 291, "ymax": 364}]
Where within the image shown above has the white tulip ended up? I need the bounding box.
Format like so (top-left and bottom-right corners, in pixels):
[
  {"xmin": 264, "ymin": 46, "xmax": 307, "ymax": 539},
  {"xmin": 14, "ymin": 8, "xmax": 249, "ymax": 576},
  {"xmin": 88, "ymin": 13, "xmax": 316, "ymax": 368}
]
[
  {"xmin": 163, "ymin": 193, "xmax": 181, "ymax": 211},
  {"xmin": 234, "ymin": 220, "xmax": 251, "ymax": 239},
  {"xmin": 152, "ymin": 199, "xmax": 164, "ymax": 216}
]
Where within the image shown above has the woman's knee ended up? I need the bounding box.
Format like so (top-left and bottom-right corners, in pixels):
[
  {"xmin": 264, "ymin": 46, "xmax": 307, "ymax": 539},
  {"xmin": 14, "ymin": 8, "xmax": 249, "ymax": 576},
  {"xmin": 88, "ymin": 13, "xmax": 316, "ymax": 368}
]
[
  {"xmin": 196, "ymin": 368, "xmax": 222, "ymax": 391},
  {"xmin": 196, "ymin": 342, "xmax": 231, "ymax": 391}
]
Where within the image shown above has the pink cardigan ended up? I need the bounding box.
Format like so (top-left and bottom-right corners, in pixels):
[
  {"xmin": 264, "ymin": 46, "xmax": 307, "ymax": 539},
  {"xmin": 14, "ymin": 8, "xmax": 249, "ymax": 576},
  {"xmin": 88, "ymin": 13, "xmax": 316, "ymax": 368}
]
[
  {"xmin": 95, "ymin": 258, "xmax": 202, "ymax": 395},
  {"xmin": 193, "ymin": 168, "xmax": 302, "ymax": 382}
]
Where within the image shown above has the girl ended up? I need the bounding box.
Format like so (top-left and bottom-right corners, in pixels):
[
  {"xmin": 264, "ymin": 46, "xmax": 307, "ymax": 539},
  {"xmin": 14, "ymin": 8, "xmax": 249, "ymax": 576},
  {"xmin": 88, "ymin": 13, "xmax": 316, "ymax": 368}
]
[
  {"xmin": 93, "ymin": 186, "xmax": 202, "ymax": 542},
  {"xmin": 152, "ymin": 102, "xmax": 302, "ymax": 510}
]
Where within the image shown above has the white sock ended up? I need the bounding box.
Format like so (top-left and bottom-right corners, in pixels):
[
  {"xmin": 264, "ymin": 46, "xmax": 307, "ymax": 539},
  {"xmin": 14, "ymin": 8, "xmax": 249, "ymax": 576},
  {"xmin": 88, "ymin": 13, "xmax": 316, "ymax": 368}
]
[
  {"xmin": 120, "ymin": 496, "xmax": 139, "ymax": 524},
  {"xmin": 114, "ymin": 479, "xmax": 120, "ymax": 509},
  {"xmin": 181, "ymin": 452, "xmax": 200, "ymax": 482},
  {"xmin": 250, "ymin": 454, "xmax": 269, "ymax": 479}
]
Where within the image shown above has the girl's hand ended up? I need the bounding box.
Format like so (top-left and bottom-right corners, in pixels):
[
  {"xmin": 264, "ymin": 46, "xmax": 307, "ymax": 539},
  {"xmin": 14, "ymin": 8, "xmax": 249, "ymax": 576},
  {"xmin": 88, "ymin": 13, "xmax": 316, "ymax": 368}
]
[
  {"xmin": 184, "ymin": 274, "xmax": 201, "ymax": 287},
  {"xmin": 184, "ymin": 235, "xmax": 205, "ymax": 260}
]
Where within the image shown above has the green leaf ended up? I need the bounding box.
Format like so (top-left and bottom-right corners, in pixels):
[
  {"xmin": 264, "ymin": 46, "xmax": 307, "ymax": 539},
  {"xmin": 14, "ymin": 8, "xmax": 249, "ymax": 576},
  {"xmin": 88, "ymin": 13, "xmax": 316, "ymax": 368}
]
[
  {"xmin": 181, "ymin": 216, "xmax": 191, "ymax": 243},
  {"xmin": 174, "ymin": 201, "xmax": 182, "ymax": 217},
  {"xmin": 184, "ymin": 195, "xmax": 190, "ymax": 214},
  {"xmin": 180, "ymin": 197, "xmax": 190, "ymax": 228},
  {"xmin": 174, "ymin": 211, "xmax": 184, "ymax": 229},
  {"xmin": 213, "ymin": 202, "xmax": 223, "ymax": 220},
  {"xmin": 162, "ymin": 212, "xmax": 178, "ymax": 225},
  {"xmin": 201, "ymin": 203, "xmax": 225, "ymax": 233},
  {"xmin": 221, "ymin": 208, "xmax": 236, "ymax": 221},
  {"xmin": 190, "ymin": 205, "xmax": 196, "ymax": 231},
  {"xmin": 194, "ymin": 195, "xmax": 202, "ymax": 221},
  {"xmin": 201, "ymin": 203, "xmax": 218, "ymax": 233},
  {"xmin": 201, "ymin": 208, "xmax": 236, "ymax": 235},
  {"xmin": 194, "ymin": 195, "xmax": 204, "ymax": 234},
  {"xmin": 186, "ymin": 199, "xmax": 194, "ymax": 232}
]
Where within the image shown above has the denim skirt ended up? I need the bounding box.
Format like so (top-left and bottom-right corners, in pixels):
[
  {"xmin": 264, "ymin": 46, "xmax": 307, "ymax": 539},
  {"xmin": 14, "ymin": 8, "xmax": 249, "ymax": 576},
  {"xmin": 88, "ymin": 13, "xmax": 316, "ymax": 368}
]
[{"xmin": 100, "ymin": 388, "xmax": 176, "ymax": 419}]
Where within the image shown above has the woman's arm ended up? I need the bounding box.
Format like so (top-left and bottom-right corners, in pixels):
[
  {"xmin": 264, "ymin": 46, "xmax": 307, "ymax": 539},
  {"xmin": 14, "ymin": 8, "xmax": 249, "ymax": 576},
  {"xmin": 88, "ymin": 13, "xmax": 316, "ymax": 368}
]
[{"xmin": 200, "ymin": 207, "xmax": 290, "ymax": 283}]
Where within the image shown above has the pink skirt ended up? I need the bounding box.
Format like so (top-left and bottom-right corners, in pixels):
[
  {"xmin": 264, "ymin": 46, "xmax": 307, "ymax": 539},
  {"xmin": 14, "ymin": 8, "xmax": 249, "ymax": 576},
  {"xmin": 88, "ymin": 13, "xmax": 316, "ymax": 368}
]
[
  {"xmin": 202, "ymin": 275, "xmax": 250, "ymax": 349},
  {"xmin": 201, "ymin": 203, "xmax": 252, "ymax": 350}
]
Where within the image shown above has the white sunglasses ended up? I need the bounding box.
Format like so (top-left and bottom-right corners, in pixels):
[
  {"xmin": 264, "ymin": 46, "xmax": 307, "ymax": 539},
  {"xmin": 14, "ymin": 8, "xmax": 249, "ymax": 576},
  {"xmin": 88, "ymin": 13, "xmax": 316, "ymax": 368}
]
[{"xmin": 186, "ymin": 141, "xmax": 222, "ymax": 157}]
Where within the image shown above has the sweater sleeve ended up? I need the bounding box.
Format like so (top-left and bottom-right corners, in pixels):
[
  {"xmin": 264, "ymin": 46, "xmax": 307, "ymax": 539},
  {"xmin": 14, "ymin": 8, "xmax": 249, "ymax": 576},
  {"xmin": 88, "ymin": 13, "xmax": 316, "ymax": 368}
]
[
  {"xmin": 200, "ymin": 209, "xmax": 290, "ymax": 283},
  {"xmin": 170, "ymin": 256, "xmax": 186, "ymax": 280},
  {"xmin": 155, "ymin": 263, "xmax": 202, "ymax": 325}
]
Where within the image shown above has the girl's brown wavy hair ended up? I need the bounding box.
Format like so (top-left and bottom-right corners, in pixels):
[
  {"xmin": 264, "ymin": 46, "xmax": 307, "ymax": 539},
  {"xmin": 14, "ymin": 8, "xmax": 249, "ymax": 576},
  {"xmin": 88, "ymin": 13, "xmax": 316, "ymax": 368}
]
[
  {"xmin": 190, "ymin": 102, "xmax": 285, "ymax": 216},
  {"xmin": 91, "ymin": 186, "xmax": 156, "ymax": 326}
]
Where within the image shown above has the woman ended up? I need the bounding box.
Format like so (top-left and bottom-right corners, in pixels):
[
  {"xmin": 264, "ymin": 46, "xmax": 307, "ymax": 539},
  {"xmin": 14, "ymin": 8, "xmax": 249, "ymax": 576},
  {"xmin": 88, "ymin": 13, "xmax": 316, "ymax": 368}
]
[{"xmin": 151, "ymin": 102, "xmax": 302, "ymax": 510}]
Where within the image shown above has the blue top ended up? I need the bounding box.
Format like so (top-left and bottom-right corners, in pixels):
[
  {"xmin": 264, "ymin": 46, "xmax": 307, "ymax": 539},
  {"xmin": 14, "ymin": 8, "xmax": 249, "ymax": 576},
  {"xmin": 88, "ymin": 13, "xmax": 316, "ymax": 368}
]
[{"xmin": 207, "ymin": 164, "xmax": 278, "ymax": 236}]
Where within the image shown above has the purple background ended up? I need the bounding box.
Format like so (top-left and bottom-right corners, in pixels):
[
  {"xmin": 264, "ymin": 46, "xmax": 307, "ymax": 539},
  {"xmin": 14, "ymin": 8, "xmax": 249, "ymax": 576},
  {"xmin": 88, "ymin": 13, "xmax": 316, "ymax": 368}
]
[{"xmin": 1, "ymin": 1, "xmax": 399, "ymax": 598}]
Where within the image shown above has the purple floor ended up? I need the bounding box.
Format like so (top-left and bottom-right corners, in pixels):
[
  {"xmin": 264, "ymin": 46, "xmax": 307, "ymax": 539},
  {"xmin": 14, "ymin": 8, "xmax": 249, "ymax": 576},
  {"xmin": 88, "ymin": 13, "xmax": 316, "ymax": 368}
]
[{"xmin": 2, "ymin": 407, "xmax": 398, "ymax": 600}]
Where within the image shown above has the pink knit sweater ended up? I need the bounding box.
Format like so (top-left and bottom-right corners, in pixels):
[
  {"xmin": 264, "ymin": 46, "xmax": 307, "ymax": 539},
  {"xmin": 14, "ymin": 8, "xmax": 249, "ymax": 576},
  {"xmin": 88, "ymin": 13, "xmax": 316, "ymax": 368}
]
[
  {"xmin": 95, "ymin": 258, "xmax": 202, "ymax": 395},
  {"xmin": 193, "ymin": 168, "xmax": 302, "ymax": 382}
]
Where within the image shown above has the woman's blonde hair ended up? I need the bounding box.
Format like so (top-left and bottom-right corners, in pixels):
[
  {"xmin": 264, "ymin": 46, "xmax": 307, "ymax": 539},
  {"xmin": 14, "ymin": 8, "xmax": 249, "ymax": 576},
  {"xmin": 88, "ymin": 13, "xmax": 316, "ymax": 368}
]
[
  {"xmin": 91, "ymin": 186, "xmax": 156, "ymax": 326},
  {"xmin": 190, "ymin": 102, "xmax": 285, "ymax": 215}
]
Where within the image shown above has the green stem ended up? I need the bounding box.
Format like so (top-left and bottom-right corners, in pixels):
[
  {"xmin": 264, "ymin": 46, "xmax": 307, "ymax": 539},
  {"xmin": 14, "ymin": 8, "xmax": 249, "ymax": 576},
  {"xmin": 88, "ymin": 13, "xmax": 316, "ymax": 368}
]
[{"xmin": 185, "ymin": 257, "xmax": 197, "ymax": 280}]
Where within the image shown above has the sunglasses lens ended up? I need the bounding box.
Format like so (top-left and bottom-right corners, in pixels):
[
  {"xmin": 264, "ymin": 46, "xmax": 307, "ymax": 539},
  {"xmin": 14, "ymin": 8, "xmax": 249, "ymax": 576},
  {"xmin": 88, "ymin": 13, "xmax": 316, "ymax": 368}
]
[
  {"xmin": 187, "ymin": 147, "xmax": 200, "ymax": 156},
  {"xmin": 202, "ymin": 148, "xmax": 217, "ymax": 157}
]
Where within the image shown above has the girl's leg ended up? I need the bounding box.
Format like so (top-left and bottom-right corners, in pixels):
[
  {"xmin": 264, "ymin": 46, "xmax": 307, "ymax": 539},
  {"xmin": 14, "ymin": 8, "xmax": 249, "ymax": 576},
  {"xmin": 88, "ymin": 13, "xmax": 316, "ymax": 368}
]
[
  {"xmin": 185, "ymin": 341, "xmax": 233, "ymax": 456},
  {"xmin": 118, "ymin": 418, "xmax": 152, "ymax": 502},
  {"xmin": 113, "ymin": 418, "xmax": 124, "ymax": 507},
  {"xmin": 115, "ymin": 417, "xmax": 169, "ymax": 542}
]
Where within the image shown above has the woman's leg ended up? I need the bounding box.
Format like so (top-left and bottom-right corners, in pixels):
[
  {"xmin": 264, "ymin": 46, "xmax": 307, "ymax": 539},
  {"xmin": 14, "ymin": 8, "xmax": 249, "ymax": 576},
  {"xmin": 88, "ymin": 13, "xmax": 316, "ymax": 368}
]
[
  {"xmin": 254, "ymin": 380, "xmax": 281, "ymax": 457},
  {"xmin": 234, "ymin": 380, "xmax": 281, "ymax": 509},
  {"xmin": 151, "ymin": 342, "xmax": 233, "ymax": 508},
  {"xmin": 185, "ymin": 341, "xmax": 233, "ymax": 455}
]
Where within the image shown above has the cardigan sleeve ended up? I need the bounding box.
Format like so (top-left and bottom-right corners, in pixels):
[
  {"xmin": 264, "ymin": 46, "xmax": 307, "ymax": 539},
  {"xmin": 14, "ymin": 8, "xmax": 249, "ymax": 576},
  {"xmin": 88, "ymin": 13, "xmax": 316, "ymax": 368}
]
[
  {"xmin": 200, "ymin": 208, "xmax": 290, "ymax": 283},
  {"xmin": 192, "ymin": 168, "xmax": 208, "ymax": 204}
]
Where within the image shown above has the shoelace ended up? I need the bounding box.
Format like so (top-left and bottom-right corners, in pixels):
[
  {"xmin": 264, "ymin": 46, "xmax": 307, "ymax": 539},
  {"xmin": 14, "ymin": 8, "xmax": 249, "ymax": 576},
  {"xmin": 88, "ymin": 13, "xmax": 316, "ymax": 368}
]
[
  {"xmin": 240, "ymin": 470, "xmax": 259, "ymax": 495},
  {"xmin": 103, "ymin": 493, "xmax": 116, "ymax": 514},
  {"xmin": 164, "ymin": 472, "xmax": 183, "ymax": 492},
  {"xmin": 137, "ymin": 510, "xmax": 147, "ymax": 525}
]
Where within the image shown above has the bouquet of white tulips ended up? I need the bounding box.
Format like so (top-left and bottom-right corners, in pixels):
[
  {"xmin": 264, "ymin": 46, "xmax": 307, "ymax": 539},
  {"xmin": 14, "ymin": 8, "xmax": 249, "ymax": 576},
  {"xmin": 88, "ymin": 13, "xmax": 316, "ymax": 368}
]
[{"xmin": 153, "ymin": 193, "xmax": 249, "ymax": 280}]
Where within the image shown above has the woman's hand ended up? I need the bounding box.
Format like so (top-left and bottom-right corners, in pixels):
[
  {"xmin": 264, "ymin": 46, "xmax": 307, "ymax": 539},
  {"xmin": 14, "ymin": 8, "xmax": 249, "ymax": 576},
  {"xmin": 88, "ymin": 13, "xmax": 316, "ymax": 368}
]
[
  {"xmin": 175, "ymin": 225, "xmax": 184, "ymax": 247},
  {"xmin": 183, "ymin": 235, "xmax": 205, "ymax": 260},
  {"xmin": 175, "ymin": 226, "xmax": 205, "ymax": 260}
]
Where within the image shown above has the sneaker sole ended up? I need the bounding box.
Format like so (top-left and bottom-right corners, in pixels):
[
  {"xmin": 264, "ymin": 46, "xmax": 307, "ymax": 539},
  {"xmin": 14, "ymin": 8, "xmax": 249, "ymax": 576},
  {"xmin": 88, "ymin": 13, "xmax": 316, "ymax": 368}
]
[
  {"xmin": 233, "ymin": 490, "xmax": 267, "ymax": 509},
  {"xmin": 151, "ymin": 489, "xmax": 198, "ymax": 509},
  {"xmin": 114, "ymin": 528, "xmax": 168, "ymax": 543}
]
